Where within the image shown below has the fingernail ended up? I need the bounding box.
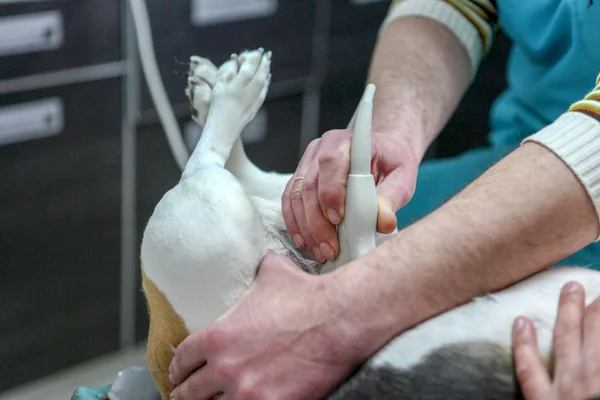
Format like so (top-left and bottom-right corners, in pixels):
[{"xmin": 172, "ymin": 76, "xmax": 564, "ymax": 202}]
[
  {"xmin": 562, "ymin": 282, "xmax": 580, "ymax": 294},
  {"xmin": 293, "ymin": 234, "xmax": 305, "ymax": 247},
  {"xmin": 327, "ymin": 209, "xmax": 341, "ymax": 225},
  {"xmin": 313, "ymin": 246, "xmax": 324, "ymax": 261},
  {"xmin": 170, "ymin": 389, "xmax": 178, "ymax": 400},
  {"xmin": 514, "ymin": 317, "xmax": 526, "ymax": 333},
  {"xmin": 320, "ymin": 243, "xmax": 335, "ymax": 260}
]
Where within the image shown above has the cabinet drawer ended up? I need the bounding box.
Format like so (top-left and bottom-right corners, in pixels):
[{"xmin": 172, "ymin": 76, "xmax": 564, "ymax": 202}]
[
  {"xmin": 318, "ymin": 0, "xmax": 389, "ymax": 135},
  {"xmin": 0, "ymin": 0, "xmax": 121, "ymax": 81},
  {"xmin": 139, "ymin": 0, "xmax": 315, "ymax": 113},
  {"xmin": 0, "ymin": 77, "xmax": 123, "ymax": 391},
  {"xmin": 326, "ymin": 0, "xmax": 389, "ymax": 80}
]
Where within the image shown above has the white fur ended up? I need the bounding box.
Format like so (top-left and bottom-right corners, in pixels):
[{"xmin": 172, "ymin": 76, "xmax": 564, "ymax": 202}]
[
  {"xmin": 141, "ymin": 48, "xmax": 600, "ymax": 378},
  {"xmin": 371, "ymin": 266, "xmax": 600, "ymax": 370}
]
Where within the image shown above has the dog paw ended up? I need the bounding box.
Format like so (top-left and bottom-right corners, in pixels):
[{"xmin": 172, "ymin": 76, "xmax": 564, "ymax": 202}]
[
  {"xmin": 211, "ymin": 48, "xmax": 272, "ymax": 127},
  {"xmin": 185, "ymin": 56, "xmax": 218, "ymax": 126}
]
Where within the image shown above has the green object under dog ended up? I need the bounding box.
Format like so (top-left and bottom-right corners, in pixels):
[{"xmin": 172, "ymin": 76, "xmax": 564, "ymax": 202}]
[
  {"xmin": 71, "ymin": 365, "xmax": 160, "ymax": 400},
  {"xmin": 71, "ymin": 385, "xmax": 111, "ymax": 400}
]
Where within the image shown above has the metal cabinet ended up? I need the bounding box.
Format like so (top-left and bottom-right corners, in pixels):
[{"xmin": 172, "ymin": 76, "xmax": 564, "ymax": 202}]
[
  {"xmin": 0, "ymin": 0, "xmax": 122, "ymax": 80},
  {"xmin": 317, "ymin": 0, "xmax": 390, "ymax": 135},
  {"xmin": 0, "ymin": 77, "xmax": 124, "ymax": 391}
]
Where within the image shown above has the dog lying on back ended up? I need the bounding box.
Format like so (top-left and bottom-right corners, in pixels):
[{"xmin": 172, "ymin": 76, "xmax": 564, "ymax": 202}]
[{"xmin": 140, "ymin": 48, "xmax": 600, "ymax": 399}]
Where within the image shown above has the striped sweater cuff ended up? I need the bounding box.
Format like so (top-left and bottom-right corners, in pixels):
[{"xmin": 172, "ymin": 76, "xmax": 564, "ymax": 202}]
[
  {"xmin": 381, "ymin": 0, "xmax": 499, "ymax": 75},
  {"xmin": 523, "ymin": 75, "xmax": 600, "ymax": 240}
]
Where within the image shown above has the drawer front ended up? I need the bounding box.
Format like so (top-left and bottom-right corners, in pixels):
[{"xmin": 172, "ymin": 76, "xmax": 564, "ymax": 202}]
[
  {"xmin": 318, "ymin": 0, "xmax": 389, "ymax": 137},
  {"xmin": 134, "ymin": 94, "xmax": 304, "ymax": 340},
  {"xmin": 0, "ymin": 78, "xmax": 123, "ymax": 391},
  {"xmin": 0, "ymin": 0, "xmax": 121, "ymax": 81},
  {"xmin": 139, "ymin": 0, "xmax": 315, "ymax": 112},
  {"xmin": 327, "ymin": 0, "xmax": 390, "ymax": 80}
]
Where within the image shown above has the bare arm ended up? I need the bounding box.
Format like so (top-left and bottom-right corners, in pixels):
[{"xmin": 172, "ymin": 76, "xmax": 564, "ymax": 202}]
[
  {"xmin": 366, "ymin": 0, "xmax": 499, "ymax": 160},
  {"xmin": 282, "ymin": 1, "xmax": 499, "ymax": 259},
  {"xmin": 332, "ymin": 110, "xmax": 600, "ymax": 348},
  {"xmin": 170, "ymin": 76, "xmax": 600, "ymax": 400},
  {"xmin": 367, "ymin": 16, "xmax": 472, "ymax": 160}
]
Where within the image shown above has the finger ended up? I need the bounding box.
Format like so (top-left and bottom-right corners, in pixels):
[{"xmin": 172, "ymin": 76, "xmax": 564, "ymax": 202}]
[
  {"xmin": 282, "ymin": 175, "xmax": 304, "ymax": 247},
  {"xmin": 582, "ymin": 295, "xmax": 600, "ymax": 396},
  {"xmin": 315, "ymin": 130, "xmax": 352, "ymax": 225},
  {"xmin": 282, "ymin": 141, "xmax": 319, "ymax": 249},
  {"xmin": 170, "ymin": 367, "xmax": 222, "ymax": 400},
  {"xmin": 553, "ymin": 282, "xmax": 585, "ymax": 379},
  {"xmin": 302, "ymin": 160, "xmax": 339, "ymax": 262},
  {"xmin": 512, "ymin": 316, "xmax": 552, "ymax": 400},
  {"xmin": 170, "ymin": 331, "xmax": 208, "ymax": 385},
  {"xmin": 290, "ymin": 175, "xmax": 319, "ymax": 258},
  {"xmin": 374, "ymin": 166, "xmax": 416, "ymax": 234}
]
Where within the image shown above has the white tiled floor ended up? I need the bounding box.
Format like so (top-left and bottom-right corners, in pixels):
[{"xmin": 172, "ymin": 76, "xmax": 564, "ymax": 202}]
[{"xmin": 0, "ymin": 345, "xmax": 147, "ymax": 400}]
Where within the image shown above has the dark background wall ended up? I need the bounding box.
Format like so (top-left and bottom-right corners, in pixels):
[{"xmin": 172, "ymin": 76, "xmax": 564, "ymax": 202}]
[{"xmin": 0, "ymin": 0, "xmax": 511, "ymax": 393}]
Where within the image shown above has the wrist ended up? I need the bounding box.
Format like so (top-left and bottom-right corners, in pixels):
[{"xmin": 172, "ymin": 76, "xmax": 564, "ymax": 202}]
[
  {"xmin": 368, "ymin": 16, "xmax": 473, "ymax": 162},
  {"xmin": 323, "ymin": 248, "xmax": 411, "ymax": 359},
  {"xmin": 377, "ymin": 124, "xmax": 429, "ymax": 164}
]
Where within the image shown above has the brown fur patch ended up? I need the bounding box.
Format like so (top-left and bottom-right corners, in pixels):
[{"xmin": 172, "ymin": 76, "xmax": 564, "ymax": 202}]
[{"xmin": 141, "ymin": 262, "xmax": 189, "ymax": 400}]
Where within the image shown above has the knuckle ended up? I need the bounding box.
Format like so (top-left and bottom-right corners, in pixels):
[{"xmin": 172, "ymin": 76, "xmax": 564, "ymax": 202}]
[
  {"xmin": 237, "ymin": 379, "xmax": 261, "ymax": 400},
  {"xmin": 515, "ymin": 363, "xmax": 533, "ymax": 386},
  {"xmin": 184, "ymin": 375, "xmax": 202, "ymax": 396},
  {"xmin": 556, "ymin": 373, "xmax": 574, "ymax": 397},
  {"xmin": 214, "ymin": 358, "xmax": 237, "ymax": 382},
  {"xmin": 305, "ymin": 139, "xmax": 320, "ymax": 154},
  {"xmin": 513, "ymin": 348, "xmax": 531, "ymax": 378},
  {"xmin": 318, "ymin": 149, "xmax": 345, "ymax": 167},
  {"xmin": 203, "ymin": 325, "xmax": 225, "ymax": 351},
  {"xmin": 390, "ymin": 188, "xmax": 410, "ymax": 210},
  {"xmin": 554, "ymin": 317, "xmax": 577, "ymax": 338},
  {"xmin": 290, "ymin": 185, "xmax": 304, "ymax": 204},
  {"xmin": 302, "ymin": 179, "xmax": 317, "ymax": 195},
  {"xmin": 322, "ymin": 128, "xmax": 348, "ymax": 141},
  {"xmin": 319, "ymin": 186, "xmax": 343, "ymax": 207}
]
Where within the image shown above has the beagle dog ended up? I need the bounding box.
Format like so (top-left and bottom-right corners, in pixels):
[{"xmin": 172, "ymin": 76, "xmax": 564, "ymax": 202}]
[{"xmin": 140, "ymin": 48, "xmax": 600, "ymax": 399}]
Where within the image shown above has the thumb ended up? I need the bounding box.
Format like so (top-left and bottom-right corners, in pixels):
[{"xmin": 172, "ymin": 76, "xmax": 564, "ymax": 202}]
[
  {"xmin": 375, "ymin": 168, "xmax": 416, "ymax": 234},
  {"xmin": 377, "ymin": 195, "xmax": 397, "ymax": 234}
]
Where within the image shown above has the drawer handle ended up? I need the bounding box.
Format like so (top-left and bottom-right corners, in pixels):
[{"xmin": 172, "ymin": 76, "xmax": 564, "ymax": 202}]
[
  {"xmin": 0, "ymin": 97, "xmax": 64, "ymax": 146},
  {"xmin": 0, "ymin": 10, "xmax": 64, "ymax": 58},
  {"xmin": 190, "ymin": 0, "xmax": 278, "ymax": 26}
]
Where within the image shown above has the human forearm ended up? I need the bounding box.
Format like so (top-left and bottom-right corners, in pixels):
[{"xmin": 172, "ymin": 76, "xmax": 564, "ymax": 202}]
[
  {"xmin": 368, "ymin": 0, "xmax": 498, "ymax": 160},
  {"xmin": 337, "ymin": 140, "xmax": 599, "ymax": 349},
  {"xmin": 332, "ymin": 73, "xmax": 600, "ymax": 350},
  {"xmin": 368, "ymin": 16, "xmax": 472, "ymax": 160}
]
